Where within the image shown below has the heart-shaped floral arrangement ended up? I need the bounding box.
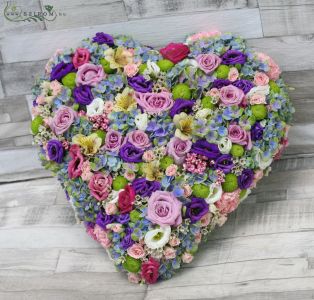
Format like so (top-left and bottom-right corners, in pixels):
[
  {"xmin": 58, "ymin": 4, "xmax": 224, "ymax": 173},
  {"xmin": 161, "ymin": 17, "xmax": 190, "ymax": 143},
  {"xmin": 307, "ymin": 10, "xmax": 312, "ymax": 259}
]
[{"xmin": 31, "ymin": 30, "xmax": 294, "ymax": 284}]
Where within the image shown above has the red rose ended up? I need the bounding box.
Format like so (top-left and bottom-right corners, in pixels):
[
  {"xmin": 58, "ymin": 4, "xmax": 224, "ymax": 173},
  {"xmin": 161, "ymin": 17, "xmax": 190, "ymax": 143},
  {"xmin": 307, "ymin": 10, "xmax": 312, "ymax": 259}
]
[
  {"xmin": 159, "ymin": 43, "xmax": 190, "ymax": 64},
  {"xmin": 118, "ymin": 185, "xmax": 136, "ymax": 213},
  {"xmin": 141, "ymin": 257, "xmax": 160, "ymax": 284}
]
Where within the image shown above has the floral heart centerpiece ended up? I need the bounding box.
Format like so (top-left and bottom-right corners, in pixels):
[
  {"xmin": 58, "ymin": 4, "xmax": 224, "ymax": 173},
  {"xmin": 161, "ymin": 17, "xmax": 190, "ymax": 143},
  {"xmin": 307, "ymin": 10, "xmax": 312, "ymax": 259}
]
[{"xmin": 31, "ymin": 30, "xmax": 294, "ymax": 284}]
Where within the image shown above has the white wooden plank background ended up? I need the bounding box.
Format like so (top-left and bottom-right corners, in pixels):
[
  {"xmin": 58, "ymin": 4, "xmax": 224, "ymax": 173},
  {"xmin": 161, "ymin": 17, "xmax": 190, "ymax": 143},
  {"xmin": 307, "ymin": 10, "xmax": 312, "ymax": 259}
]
[{"xmin": 1, "ymin": 0, "xmax": 314, "ymax": 299}]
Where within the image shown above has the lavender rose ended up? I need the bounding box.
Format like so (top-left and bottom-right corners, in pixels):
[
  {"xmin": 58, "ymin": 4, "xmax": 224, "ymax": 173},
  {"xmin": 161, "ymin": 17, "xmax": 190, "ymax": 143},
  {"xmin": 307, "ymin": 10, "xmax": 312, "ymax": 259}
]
[
  {"xmin": 196, "ymin": 53, "xmax": 221, "ymax": 74},
  {"xmin": 92, "ymin": 32, "xmax": 114, "ymax": 46},
  {"xmin": 50, "ymin": 62, "xmax": 75, "ymax": 81},
  {"xmin": 50, "ymin": 105, "xmax": 77, "ymax": 135},
  {"xmin": 119, "ymin": 142, "xmax": 144, "ymax": 163},
  {"xmin": 215, "ymin": 154, "xmax": 234, "ymax": 173},
  {"xmin": 128, "ymin": 75, "xmax": 153, "ymax": 93},
  {"xmin": 228, "ymin": 124, "xmax": 252, "ymax": 149},
  {"xmin": 238, "ymin": 168, "xmax": 254, "ymax": 189},
  {"xmin": 147, "ymin": 191, "xmax": 182, "ymax": 226},
  {"xmin": 47, "ymin": 139, "xmax": 64, "ymax": 163},
  {"xmin": 134, "ymin": 91, "xmax": 174, "ymax": 114},
  {"xmin": 132, "ymin": 178, "xmax": 161, "ymax": 197},
  {"xmin": 191, "ymin": 139, "xmax": 221, "ymax": 160},
  {"xmin": 220, "ymin": 85, "xmax": 244, "ymax": 106},
  {"xmin": 125, "ymin": 130, "xmax": 151, "ymax": 150},
  {"xmin": 185, "ymin": 197, "xmax": 209, "ymax": 223},
  {"xmin": 73, "ymin": 85, "xmax": 94, "ymax": 105},
  {"xmin": 221, "ymin": 50, "xmax": 247, "ymax": 65},
  {"xmin": 167, "ymin": 136, "xmax": 192, "ymax": 164},
  {"xmin": 76, "ymin": 63, "xmax": 105, "ymax": 87},
  {"xmin": 103, "ymin": 129, "xmax": 123, "ymax": 152},
  {"xmin": 169, "ymin": 99, "xmax": 195, "ymax": 118}
]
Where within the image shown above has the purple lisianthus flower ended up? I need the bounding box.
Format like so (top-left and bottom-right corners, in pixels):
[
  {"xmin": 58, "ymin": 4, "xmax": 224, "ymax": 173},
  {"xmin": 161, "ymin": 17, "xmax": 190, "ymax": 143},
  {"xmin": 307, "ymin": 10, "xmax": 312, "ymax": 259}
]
[
  {"xmin": 212, "ymin": 79, "xmax": 231, "ymax": 89},
  {"xmin": 238, "ymin": 168, "xmax": 254, "ymax": 189},
  {"xmin": 50, "ymin": 62, "xmax": 75, "ymax": 81},
  {"xmin": 215, "ymin": 154, "xmax": 234, "ymax": 173},
  {"xmin": 169, "ymin": 99, "xmax": 195, "ymax": 118},
  {"xmin": 96, "ymin": 210, "xmax": 115, "ymax": 228},
  {"xmin": 232, "ymin": 79, "xmax": 254, "ymax": 94},
  {"xmin": 119, "ymin": 142, "xmax": 144, "ymax": 163},
  {"xmin": 251, "ymin": 122, "xmax": 264, "ymax": 141},
  {"xmin": 92, "ymin": 32, "xmax": 114, "ymax": 46},
  {"xmin": 128, "ymin": 75, "xmax": 153, "ymax": 93},
  {"xmin": 116, "ymin": 213, "xmax": 130, "ymax": 224},
  {"xmin": 121, "ymin": 233, "xmax": 135, "ymax": 250},
  {"xmin": 132, "ymin": 178, "xmax": 161, "ymax": 197},
  {"xmin": 221, "ymin": 50, "xmax": 247, "ymax": 65},
  {"xmin": 47, "ymin": 139, "xmax": 64, "ymax": 163},
  {"xmin": 191, "ymin": 140, "xmax": 221, "ymax": 160},
  {"xmin": 185, "ymin": 197, "xmax": 209, "ymax": 223},
  {"xmin": 73, "ymin": 85, "xmax": 94, "ymax": 105}
]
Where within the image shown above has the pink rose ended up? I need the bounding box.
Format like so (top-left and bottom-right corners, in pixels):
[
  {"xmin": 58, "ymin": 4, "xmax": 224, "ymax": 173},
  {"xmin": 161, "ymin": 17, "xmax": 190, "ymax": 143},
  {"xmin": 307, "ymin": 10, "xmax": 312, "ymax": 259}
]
[
  {"xmin": 76, "ymin": 63, "xmax": 105, "ymax": 87},
  {"xmin": 93, "ymin": 224, "xmax": 111, "ymax": 248},
  {"xmin": 257, "ymin": 53, "xmax": 281, "ymax": 80},
  {"xmin": 167, "ymin": 137, "xmax": 192, "ymax": 165},
  {"xmin": 72, "ymin": 48, "xmax": 90, "ymax": 69},
  {"xmin": 127, "ymin": 243, "xmax": 145, "ymax": 259},
  {"xmin": 147, "ymin": 191, "xmax": 182, "ymax": 226},
  {"xmin": 88, "ymin": 172, "xmax": 112, "ymax": 201},
  {"xmin": 215, "ymin": 189, "xmax": 241, "ymax": 215},
  {"xmin": 249, "ymin": 93, "xmax": 266, "ymax": 105},
  {"xmin": 68, "ymin": 144, "xmax": 84, "ymax": 179},
  {"xmin": 254, "ymin": 72, "xmax": 269, "ymax": 86},
  {"xmin": 103, "ymin": 129, "xmax": 123, "ymax": 152},
  {"xmin": 208, "ymin": 88, "xmax": 220, "ymax": 98},
  {"xmin": 163, "ymin": 247, "xmax": 176, "ymax": 260},
  {"xmin": 228, "ymin": 67, "xmax": 239, "ymax": 82},
  {"xmin": 196, "ymin": 53, "xmax": 221, "ymax": 74},
  {"xmin": 125, "ymin": 130, "xmax": 151, "ymax": 149},
  {"xmin": 228, "ymin": 124, "xmax": 252, "ymax": 150},
  {"xmin": 142, "ymin": 150, "xmax": 155, "ymax": 162},
  {"xmin": 50, "ymin": 105, "xmax": 77, "ymax": 135},
  {"xmin": 220, "ymin": 85, "xmax": 244, "ymax": 106},
  {"xmin": 124, "ymin": 63, "xmax": 139, "ymax": 77},
  {"xmin": 159, "ymin": 43, "xmax": 190, "ymax": 64},
  {"xmin": 134, "ymin": 91, "xmax": 174, "ymax": 114},
  {"xmin": 182, "ymin": 252, "xmax": 194, "ymax": 263},
  {"xmin": 105, "ymin": 202, "xmax": 118, "ymax": 215}
]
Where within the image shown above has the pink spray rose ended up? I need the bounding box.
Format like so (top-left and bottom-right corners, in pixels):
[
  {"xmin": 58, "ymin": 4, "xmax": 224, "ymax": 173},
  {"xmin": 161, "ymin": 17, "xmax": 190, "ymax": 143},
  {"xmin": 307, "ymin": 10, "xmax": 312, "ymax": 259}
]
[
  {"xmin": 76, "ymin": 63, "xmax": 105, "ymax": 86},
  {"xmin": 167, "ymin": 136, "xmax": 192, "ymax": 165},
  {"xmin": 68, "ymin": 144, "xmax": 84, "ymax": 179},
  {"xmin": 196, "ymin": 53, "xmax": 221, "ymax": 74},
  {"xmin": 125, "ymin": 130, "xmax": 151, "ymax": 149},
  {"xmin": 147, "ymin": 191, "xmax": 182, "ymax": 226},
  {"xmin": 219, "ymin": 85, "xmax": 244, "ymax": 106},
  {"xmin": 228, "ymin": 124, "xmax": 252, "ymax": 150},
  {"xmin": 50, "ymin": 105, "xmax": 77, "ymax": 135},
  {"xmin": 182, "ymin": 252, "xmax": 194, "ymax": 263},
  {"xmin": 72, "ymin": 48, "xmax": 91, "ymax": 69},
  {"xmin": 124, "ymin": 63, "xmax": 139, "ymax": 77},
  {"xmin": 103, "ymin": 129, "xmax": 123, "ymax": 152},
  {"xmin": 88, "ymin": 172, "xmax": 112, "ymax": 201},
  {"xmin": 256, "ymin": 52, "xmax": 281, "ymax": 80},
  {"xmin": 163, "ymin": 247, "xmax": 176, "ymax": 260},
  {"xmin": 254, "ymin": 72, "xmax": 269, "ymax": 86},
  {"xmin": 215, "ymin": 189, "xmax": 241, "ymax": 215},
  {"xmin": 93, "ymin": 224, "xmax": 112, "ymax": 248},
  {"xmin": 127, "ymin": 243, "xmax": 145, "ymax": 259}
]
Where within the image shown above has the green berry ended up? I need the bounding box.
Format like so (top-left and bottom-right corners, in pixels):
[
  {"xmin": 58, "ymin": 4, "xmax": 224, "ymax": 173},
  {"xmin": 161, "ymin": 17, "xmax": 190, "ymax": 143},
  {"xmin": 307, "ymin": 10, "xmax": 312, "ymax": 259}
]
[
  {"xmin": 172, "ymin": 83, "xmax": 191, "ymax": 100},
  {"xmin": 222, "ymin": 173, "xmax": 238, "ymax": 192},
  {"xmin": 122, "ymin": 255, "xmax": 141, "ymax": 273},
  {"xmin": 269, "ymin": 80, "xmax": 280, "ymax": 93},
  {"xmin": 139, "ymin": 63, "xmax": 147, "ymax": 74},
  {"xmin": 201, "ymin": 96, "xmax": 215, "ymax": 109},
  {"xmin": 112, "ymin": 175, "xmax": 128, "ymax": 191},
  {"xmin": 95, "ymin": 129, "xmax": 106, "ymax": 144},
  {"xmin": 61, "ymin": 72, "xmax": 76, "ymax": 89},
  {"xmin": 99, "ymin": 58, "xmax": 116, "ymax": 74},
  {"xmin": 31, "ymin": 116, "xmax": 43, "ymax": 135},
  {"xmin": 157, "ymin": 59, "xmax": 174, "ymax": 72},
  {"xmin": 252, "ymin": 104, "xmax": 267, "ymax": 121},
  {"xmin": 192, "ymin": 183, "xmax": 210, "ymax": 198},
  {"xmin": 130, "ymin": 210, "xmax": 141, "ymax": 223},
  {"xmin": 216, "ymin": 65, "xmax": 230, "ymax": 79},
  {"xmin": 160, "ymin": 156, "xmax": 174, "ymax": 170},
  {"xmin": 230, "ymin": 144, "xmax": 244, "ymax": 157}
]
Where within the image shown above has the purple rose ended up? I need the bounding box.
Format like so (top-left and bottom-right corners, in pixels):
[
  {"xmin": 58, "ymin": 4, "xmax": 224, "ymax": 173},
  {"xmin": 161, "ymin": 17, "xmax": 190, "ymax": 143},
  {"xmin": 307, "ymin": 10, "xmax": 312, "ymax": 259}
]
[
  {"xmin": 238, "ymin": 168, "xmax": 254, "ymax": 189},
  {"xmin": 119, "ymin": 142, "xmax": 144, "ymax": 162},
  {"xmin": 191, "ymin": 140, "xmax": 221, "ymax": 160},
  {"xmin": 73, "ymin": 85, "xmax": 94, "ymax": 105},
  {"xmin": 232, "ymin": 79, "xmax": 254, "ymax": 94},
  {"xmin": 169, "ymin": 99, "xmax": 195, "ymax": 118},
  {"xmin": 221, "ymin": 50, "xmax": 247, "ymax": 65},
  {"xmin": 76, "ymin": 63, "xmax": 104, "ymax": 87},
  {"xmin": 92, "ymin": 32, "xmax": 114, "ymax": 46},
  {"xmin": 121, "ymin": 233, "xmax": 134, "ymax": 250},
  {"xmin": 128, "ymin": 75, "xmax": 153, "ymax": 93},
  {"xmin": 185, "ymin": 197, "xmax": 209, "ymax": 223},
  {"xmin": 47, "ymin": 139, "xmax": 64, "ymax": 163},
  {"xmin": 50, "ymin": 62, "xmax": 75, "ymax": 81},
  {"xmin": 167, "ymin": 137, "xmax": 192, "ymax": 165},
  {"xmin": 125, "ymin": 130, "xmax": 151, "ymax": 149},
  {"xmin": 212, "ymin": 79, "xmax": 231, "ymax": 89},
  {"xmin": 50, "ymin": 105, "xmax": 77, "ymax": 135},
  {"xmin": 251, "ymin": 122, "xmax": 264, "ymax": 141},
  {"xmin": 215, "ymin": 154, "xmax": 234, "ymax": 173},
  {"xmin": 96, "ymin": 210, "xmax": 115, "ymax": 229},
  {"xmin": 196, "ymin": 53, "xmax": 221, "ymax": 74},
  {"xmin": 132, "ymin": 178, "xmax": 161, "ymax": 197},
  {"xmin": 116, "ymin": 213, "xmax": 130, "ymax": 224},
  {"xmin": 103, "ymin": 129, "xmax": 123, "ymax": 152}
]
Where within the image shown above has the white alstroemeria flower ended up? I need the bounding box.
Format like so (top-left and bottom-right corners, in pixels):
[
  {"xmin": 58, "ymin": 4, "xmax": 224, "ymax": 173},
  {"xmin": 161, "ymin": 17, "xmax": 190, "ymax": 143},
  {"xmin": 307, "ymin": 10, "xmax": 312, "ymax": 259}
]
[
  {"xmin": 254, "ymin": 149, "xmax": 273, "ymax": 170},
  {"xmin": 240, "ymin": 189, "xmax": 251, "ymax": 202},
  {"xmin": 86, "ymin": 98, "xmax": 105, "ymax": 117},
  {"xmin": 144, "ymin": 226, "xmax": 171, "ymax": 249},
  {"xmin": 144, "ymin": 60, "xmax": 160, "ymax": 76},
  {"xmin": 218, "ymin": 137, "xmax": 232, "ymax": 154},
  {"xmin": 135, "ymin": 113, "xmax": 148, "ymax": 131},
  {"xmin": 247, "ymin": 85, "xmax": 270, "ymax": 98},
  {"xmin": 205, "ymin": 184, "xmax": 223, "ymax": 204},
  {"xmin": 195, "ymin": 108, "xmax": 211, "ymax": 120}
]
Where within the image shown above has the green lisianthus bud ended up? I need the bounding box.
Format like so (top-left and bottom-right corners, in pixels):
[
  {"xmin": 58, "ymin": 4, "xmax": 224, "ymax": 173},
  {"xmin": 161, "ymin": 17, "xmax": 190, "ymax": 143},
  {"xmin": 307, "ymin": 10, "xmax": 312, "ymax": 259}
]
[{"xmin": 122, "ymin": 255, "xmax": 141, "ymax": 273}]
